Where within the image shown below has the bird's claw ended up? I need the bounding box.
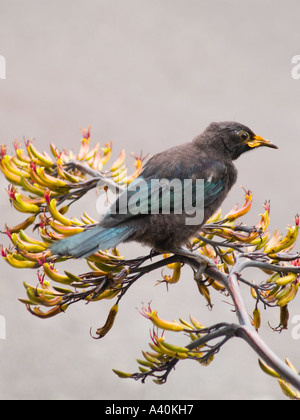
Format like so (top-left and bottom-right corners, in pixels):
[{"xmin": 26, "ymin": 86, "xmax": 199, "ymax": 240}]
[
  {"xmin": 171, "ymin": 247, "xmax": 216, "ymax": 280},
  {"xmin": 193, "ymin": 254, "xmax": 216, "ymax": 280}
]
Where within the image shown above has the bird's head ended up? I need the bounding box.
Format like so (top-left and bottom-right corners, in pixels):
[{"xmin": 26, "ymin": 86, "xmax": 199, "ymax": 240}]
[{"xmin": 200, "ymin": 121, "xmax": 278, "ymax": 161}]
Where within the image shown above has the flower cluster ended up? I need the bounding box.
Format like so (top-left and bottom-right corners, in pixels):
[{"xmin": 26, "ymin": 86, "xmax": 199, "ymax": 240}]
[{"xmin": 0, "ymin": 129, "xmax": 143, "ymax": 317}]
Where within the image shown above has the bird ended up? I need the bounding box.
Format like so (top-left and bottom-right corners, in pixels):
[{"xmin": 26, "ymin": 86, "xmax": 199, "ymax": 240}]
[{"xmin": 50, "ymin": 121, "xmax": 278, "ymax": 259}]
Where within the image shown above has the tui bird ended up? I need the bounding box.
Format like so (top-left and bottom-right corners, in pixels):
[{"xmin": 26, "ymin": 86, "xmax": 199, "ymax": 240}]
[{"xmin": 50, "ymin": 121, "xmax": 278, "ymax": 259}]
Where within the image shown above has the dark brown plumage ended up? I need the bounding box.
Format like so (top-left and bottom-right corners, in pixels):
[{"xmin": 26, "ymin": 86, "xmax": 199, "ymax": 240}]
[{"xmin": 51, "ymin": 121, "xmax": 278, "ymax": 258}]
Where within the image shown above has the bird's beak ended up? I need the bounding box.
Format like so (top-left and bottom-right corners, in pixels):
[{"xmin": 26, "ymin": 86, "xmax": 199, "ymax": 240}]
[{"xmin": 247, "ymin": 135, "xmax": 278, "ymax": 149}]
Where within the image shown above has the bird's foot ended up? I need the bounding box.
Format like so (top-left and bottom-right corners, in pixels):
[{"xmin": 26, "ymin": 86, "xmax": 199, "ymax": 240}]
[{"xmin": 171, "ymin": 247, "xmax": 216, "ymax": 280}]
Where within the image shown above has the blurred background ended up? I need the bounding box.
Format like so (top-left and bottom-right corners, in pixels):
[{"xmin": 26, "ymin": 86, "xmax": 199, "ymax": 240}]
[{"xmin": 0, "ymin": 0, "xmax": 300, "ymax": 400}]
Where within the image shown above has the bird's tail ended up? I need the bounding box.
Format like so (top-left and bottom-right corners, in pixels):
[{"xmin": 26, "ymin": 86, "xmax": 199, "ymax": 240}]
[{"xmin": 50, "ymin": 224, "xmax": 135, "ymax": 258}]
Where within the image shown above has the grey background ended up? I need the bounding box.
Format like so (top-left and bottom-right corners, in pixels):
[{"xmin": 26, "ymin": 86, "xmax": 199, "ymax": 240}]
[{"xmin": 0, "ymin": 0, "xmax": 300, "ymax": 400}]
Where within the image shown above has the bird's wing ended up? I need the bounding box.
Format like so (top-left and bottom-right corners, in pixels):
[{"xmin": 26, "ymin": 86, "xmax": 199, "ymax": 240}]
[{"xmin": 103, "ymin": 154, "xmax": 227, "ymax": 225}]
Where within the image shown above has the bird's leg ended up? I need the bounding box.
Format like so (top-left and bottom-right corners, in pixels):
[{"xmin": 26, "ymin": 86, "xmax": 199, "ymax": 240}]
[{"xmin": 171, "ymin": 246, "xmax": 216, "ymax": 280}]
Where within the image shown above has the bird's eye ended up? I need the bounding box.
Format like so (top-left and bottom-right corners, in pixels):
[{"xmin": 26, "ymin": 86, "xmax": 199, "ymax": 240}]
[{"xmin": 239, "ymin": 131, "xmax": 250, "ymax": 142}]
